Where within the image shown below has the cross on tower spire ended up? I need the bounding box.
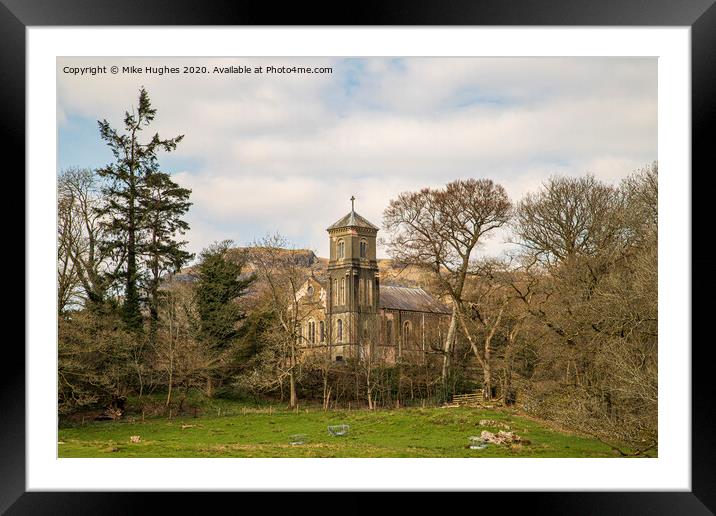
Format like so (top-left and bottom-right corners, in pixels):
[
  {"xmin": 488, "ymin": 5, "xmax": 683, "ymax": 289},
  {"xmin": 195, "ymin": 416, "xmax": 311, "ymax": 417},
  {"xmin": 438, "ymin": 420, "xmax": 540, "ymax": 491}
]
[{"xmin": 350, "ymin": 195, "xmax": 355, "ymax": 212}]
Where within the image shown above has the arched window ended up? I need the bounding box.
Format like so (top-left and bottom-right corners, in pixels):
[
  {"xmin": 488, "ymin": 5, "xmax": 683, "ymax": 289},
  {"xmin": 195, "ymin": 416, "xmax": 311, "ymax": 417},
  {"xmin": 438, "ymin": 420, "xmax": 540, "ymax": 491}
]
[
  {"xmin": 337, "ymin": 319, "xmax": 343, "ymax": 342},
  {"xmin": 340, "ymin": 277, "xmax": 346, "ymax": 305},
  {"xmin": 386, "ymin": 320, "xmax": 392, "ymax": 344},
  {"xmin": 307, "ymin": 319, "xmax": 316, "ymax": 344},
  {"xmin": 360, "ymin": 239, "xmax": 367, "ymax": 258},
  {"xmin": 367, "ymin": 279, "xmax": 373, "ymax": 306},
  {"xmin": 319, "ymin": 321, "xmax": 325, "ymax": 343},
  {"xmin": 403, "ymin": 321, "xmax": 412, "ymax": 346},
  {"xmin": 332, "ymin": 278, "xmax": 338, "ymax": 306},
  {"xmin": 337, "ymin": 239, "xmax": 345, "ymax": 259}
]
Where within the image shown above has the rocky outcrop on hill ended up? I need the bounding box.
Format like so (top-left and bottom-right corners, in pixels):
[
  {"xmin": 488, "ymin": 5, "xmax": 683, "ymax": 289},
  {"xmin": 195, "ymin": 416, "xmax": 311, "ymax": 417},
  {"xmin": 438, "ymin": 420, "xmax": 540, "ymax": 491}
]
[{"xmin": 167, "ymin": 247, "xmax": 320, "ymax": 283}]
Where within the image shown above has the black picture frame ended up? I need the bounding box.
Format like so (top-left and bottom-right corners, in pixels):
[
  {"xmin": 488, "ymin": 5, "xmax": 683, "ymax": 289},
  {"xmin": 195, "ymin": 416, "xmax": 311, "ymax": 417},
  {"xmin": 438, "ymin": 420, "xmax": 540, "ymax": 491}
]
[{"xmin": 4, "ymin": 0, "xmax": 713, "ymax": 513}]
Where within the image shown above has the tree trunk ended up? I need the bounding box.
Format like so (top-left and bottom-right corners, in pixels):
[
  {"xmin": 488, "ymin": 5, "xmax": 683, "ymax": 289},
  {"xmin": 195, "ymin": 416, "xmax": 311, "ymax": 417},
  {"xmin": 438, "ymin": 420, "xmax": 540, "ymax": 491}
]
[
  {"xmin": 136, "ymin": 358, "xmax": 144, "ymax": 399},
  {"xmin": 395, "ymin": 357, "xmax": 403, "ymax": 409},
  {"xmin": 483, "ymin": 360, "xmax": 492, "ymax": 401},
  {"xmin": 483, "ymin": 335, "xmax": 492, "ymax": 401},
  {"xmin": 165, "ymin": 309, "xmax": 175, "ymax": 406},
  {"xmin": 323, "ymin": 383, "xmax": 332, "ymax": 411},
  {"xmin": 289, "ymin": 342, "xmax": 297, "ymax": 408},
  {"xmin": 441, "ymin": 310, "xmax": 458, "ymax": 394},
  {"xmin": 148, "ymin": 227, "xmax": 160, "ymax": 345},
  {"xmin": 148, "ymin": 293, "xmax": 158, "ymax": 346},
  {"xmin": 165, "ymin": 374, "xmax": 172, "ymax": 407},
  {"xmin": 366, "ymin": 365, "xmax": 374, "ymax": 410},
  {"xmin": 123, "ymin": 139, "xmax": 141, "ymax": 330},
  {"xmin": 504, "ymin": 327, "xmax": 518, "ymax": 405},
  {"xmin": 289, "ymin": 370, "xmax": 297, "ymax": 408}
]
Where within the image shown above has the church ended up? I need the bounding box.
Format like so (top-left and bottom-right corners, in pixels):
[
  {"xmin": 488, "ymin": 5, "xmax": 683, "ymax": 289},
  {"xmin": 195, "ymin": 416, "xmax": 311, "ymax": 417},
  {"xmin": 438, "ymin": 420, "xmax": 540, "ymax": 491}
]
[{"xmin": 294, "ymin": 198, "xmax": 452, "ymax": 364}]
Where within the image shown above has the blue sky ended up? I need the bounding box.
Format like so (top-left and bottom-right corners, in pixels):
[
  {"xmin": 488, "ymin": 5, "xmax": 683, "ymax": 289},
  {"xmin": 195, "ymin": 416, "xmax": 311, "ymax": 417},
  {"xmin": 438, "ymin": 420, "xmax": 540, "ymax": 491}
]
[
  {"xmin": 58, "ymin": 57, "xmax": 657, "ymax": 260},
  {"xmin": 59, "ymin": 113, "xmax": 204, "ymax": 173}
]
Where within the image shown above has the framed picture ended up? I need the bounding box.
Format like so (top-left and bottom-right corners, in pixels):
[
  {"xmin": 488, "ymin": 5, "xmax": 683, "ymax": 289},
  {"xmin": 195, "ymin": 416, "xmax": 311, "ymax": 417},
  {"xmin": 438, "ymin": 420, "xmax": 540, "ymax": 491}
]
[{"xmin": 6, "ymin": 0, "xmax": 712, "ymax": 512}]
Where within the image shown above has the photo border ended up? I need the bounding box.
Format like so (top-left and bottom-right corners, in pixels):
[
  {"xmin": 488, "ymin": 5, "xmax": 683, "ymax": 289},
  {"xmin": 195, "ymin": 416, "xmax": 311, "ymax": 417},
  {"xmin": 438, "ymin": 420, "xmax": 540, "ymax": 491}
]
[{"xmin": 4, "ymin": 0, "xmax": 713, "ymax": 512}]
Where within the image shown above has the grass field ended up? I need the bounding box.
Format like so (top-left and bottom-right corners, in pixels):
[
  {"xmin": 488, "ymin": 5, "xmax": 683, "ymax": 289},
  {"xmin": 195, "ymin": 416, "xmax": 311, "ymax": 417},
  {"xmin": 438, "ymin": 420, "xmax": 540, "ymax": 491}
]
[{"xmin": 58, "ymin": 400, "xmax": 628, "ymax": 458}]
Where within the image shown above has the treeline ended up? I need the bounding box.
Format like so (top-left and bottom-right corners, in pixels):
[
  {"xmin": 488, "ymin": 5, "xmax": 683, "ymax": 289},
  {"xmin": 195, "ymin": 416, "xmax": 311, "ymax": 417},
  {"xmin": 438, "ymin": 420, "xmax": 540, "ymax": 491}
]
[
  {"xmin": 509, "ymin": 169, "xmax": 658, "ymax": 455},
  {"xmin": 57, "ymin": 90, "xmax": 294, "ymax": 417},
  {"xmin": 381, "ymin": 167, "xmax": 658, "ymax": 455},
  {"xmin": 57, "ymin": 87, "xmax": 657, "ymax": 454},
  {"xmin": 58, "ymin": 88, "xmax": 195, "ymax": 413}
]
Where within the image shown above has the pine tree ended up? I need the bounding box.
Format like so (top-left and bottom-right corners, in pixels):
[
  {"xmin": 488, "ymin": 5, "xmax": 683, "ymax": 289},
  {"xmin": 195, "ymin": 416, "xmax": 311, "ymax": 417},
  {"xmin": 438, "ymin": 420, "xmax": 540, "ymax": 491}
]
[
  {"xmin": 194, "ymin": 241, "xmax": 254, "ymax": 396},
  {"xmin": 139, "ymin": 171, "xmax": 193, "ymax": 339},
  {"xmin": 96, "ymin": 88, "xmax": 184, "ymax": 330},
  {"xmin": 195, "ymin": 241, "xmax": 254, "ymax": 346}
]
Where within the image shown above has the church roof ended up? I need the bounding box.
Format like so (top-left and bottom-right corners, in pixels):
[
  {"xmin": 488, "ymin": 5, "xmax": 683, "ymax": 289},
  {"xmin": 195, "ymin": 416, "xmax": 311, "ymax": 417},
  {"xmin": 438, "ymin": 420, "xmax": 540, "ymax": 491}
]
[
  {"xmin": 379, "ymin": 286, "xmax": 452, "ymax": 314},
  {"xmin": 327, "ymin": 209, "xmax": 379, "ymax": 231}
]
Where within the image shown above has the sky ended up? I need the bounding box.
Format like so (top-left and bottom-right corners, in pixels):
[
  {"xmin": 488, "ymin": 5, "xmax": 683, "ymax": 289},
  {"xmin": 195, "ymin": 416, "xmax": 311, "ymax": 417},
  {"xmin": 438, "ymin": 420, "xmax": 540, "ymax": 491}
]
[{"xmin": 57, "ymin": 57, "xmax": 657, "ymax": 260}]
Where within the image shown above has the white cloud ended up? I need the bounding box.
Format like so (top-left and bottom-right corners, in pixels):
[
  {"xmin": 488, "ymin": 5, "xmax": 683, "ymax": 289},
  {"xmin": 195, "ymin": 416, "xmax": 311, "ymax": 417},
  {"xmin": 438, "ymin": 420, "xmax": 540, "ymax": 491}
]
[{"xmin": 58, "ymin": 57, "xmax": 657, "ymax": 260}]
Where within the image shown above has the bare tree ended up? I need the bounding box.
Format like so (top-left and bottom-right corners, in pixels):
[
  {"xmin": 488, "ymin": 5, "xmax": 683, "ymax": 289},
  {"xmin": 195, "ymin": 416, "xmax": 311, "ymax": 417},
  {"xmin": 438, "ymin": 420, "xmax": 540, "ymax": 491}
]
[
  {"xmin": 458, "ymin": 272, "xmax": 508, "ymax": 400},
  {"xmin": 354, "ymin": 318, "xmax": 381, "ymax": 409},
  {"xmin": 154, "ymin": 280, "xmax": 206, "ymax": 411},
  {"xmin": 383, "ymin": 179, "xmax": 512, "ymax": 393},
  {"xmin": 57, "ymin": 167, "xmax": 120, "ymax": 310},
  {"xmin": 452, "ymin": 260, "xmax": 529, "ymax": 401},
  {"xmin": 514, "ymin": 175, "xmax": 624, "ymax": 264},
  {"xmin": 511, "ymin": 166, "xmax": 658, "ymax": 454},
  {"xmin": 247, "ymin": 234, "xmax": 313, "ymax": 408},
  {"xmin": 620, "ymin": 162, "xmax": 658, "ymax": 247},
  {"xmin": 58, "ymin": 176, "xmax": 82, "ymax": 312}
]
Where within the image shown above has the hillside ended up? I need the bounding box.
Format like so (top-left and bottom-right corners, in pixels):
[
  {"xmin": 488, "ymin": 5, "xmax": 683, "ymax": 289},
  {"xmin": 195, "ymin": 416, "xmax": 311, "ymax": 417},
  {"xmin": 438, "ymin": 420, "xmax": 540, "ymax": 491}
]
[{"xmin": 171, "ymin": 248, "xmax": 437, "ymax": 291}]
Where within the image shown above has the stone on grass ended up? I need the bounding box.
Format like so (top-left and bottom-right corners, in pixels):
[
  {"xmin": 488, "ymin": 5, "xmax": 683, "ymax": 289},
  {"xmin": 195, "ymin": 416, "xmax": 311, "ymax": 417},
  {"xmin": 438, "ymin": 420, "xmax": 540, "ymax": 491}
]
[
  {"xmin": 289, "ymin": 434, "xmax": 308, "ymax": 445},
  {"xmin": 328, "ymin": 424, "xmax": 350, "ymax": 436},
  {"xmin": 478, "ymin": 419, "xmax": 511, "ymax": 430},
  {"xmin": 468, "ymin": 436, "xmax": 488, "ymax": 450},
  {"xmin": 479, "ymin": 430, "xmax": 526, "ymax": 445}
]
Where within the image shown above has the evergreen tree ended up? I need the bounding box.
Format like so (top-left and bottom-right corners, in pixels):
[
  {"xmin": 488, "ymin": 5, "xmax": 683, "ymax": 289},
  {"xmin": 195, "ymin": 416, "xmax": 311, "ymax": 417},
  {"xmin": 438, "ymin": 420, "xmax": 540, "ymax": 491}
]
[
  {"xmin": 195, "ymin": 241, "xmax": 254, "ymax": 346},
  {"xmin": 194, "ymin": 241, "xmax": 254, "ymax": 395},
  {"xmin": 139, "ymin": 171, "xmax": 193, "ymax": 339},
  {"xmin": 96, "ymin": 88, "xmax": 184, "ymax": 330}
]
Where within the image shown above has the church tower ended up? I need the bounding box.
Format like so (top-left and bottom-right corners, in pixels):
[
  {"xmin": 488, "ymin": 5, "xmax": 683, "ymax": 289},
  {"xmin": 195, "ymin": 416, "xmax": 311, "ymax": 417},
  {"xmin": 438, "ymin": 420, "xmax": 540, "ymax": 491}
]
[{"xmin": 326, "ymin": 196, "xmax": 380, "ymax": 361}]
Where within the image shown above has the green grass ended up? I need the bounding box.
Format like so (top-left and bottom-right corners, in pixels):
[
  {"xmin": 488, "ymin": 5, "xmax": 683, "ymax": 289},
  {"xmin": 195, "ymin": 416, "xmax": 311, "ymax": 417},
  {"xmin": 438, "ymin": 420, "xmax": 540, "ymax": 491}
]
[{"xmin": 58, "ymin": 402, "xmax": 629, "ymax": 458}]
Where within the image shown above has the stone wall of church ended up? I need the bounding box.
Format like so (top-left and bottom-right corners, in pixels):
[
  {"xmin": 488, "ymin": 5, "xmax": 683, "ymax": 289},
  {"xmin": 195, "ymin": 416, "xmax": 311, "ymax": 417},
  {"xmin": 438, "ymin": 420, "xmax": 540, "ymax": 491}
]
[
  {"xmin": 379, "ymin": 309, "xmax": 451, "ymax": 365},
  {"xmin": 295, "ymin": 278, "xmax": 328, "ymax": 354},
  {"xmin": 299, "ymin": 302, "xmax": 450, "ymax": 366}
]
